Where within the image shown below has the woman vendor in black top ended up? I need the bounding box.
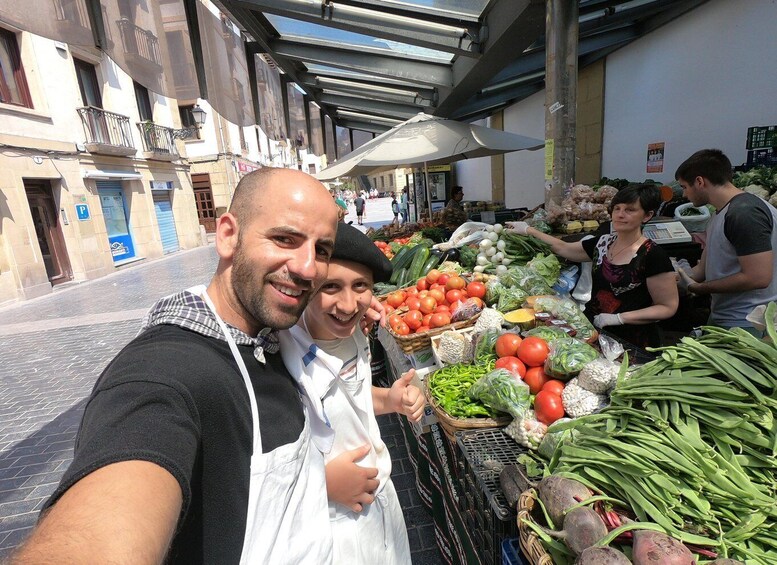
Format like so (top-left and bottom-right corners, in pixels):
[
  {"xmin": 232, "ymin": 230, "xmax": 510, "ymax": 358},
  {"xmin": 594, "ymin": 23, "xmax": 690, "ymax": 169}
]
[{"xmin": 508, "ymin": 184, "xmax": 679, "ymax": 347}]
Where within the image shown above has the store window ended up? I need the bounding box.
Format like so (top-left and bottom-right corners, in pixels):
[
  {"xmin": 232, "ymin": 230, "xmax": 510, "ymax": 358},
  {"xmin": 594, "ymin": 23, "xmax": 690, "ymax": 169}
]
[{"xmin": 0, "ymin": 28, "xmax": 33, "ymax": 108}]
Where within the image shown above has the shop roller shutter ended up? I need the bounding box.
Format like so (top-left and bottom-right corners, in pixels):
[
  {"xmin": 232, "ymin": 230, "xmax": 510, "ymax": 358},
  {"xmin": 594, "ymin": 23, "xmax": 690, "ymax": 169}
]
[{"xmin": 152, "ymin": 191, "xmax": 180, "ymax": 254}]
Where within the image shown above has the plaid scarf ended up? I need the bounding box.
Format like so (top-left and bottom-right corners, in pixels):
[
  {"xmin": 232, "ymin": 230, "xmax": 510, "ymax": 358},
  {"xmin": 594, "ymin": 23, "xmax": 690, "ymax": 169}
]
[{"xmin": 140, "ymin": 289, "xmax": 280, "ymax": 364}]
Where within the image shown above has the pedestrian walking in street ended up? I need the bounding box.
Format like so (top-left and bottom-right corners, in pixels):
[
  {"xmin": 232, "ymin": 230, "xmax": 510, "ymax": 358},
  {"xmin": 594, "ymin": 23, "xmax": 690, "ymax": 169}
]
[
  {"xmin": 391, "ymin": 194, "xmax": 400, "ymax": 226},
  {"xmin": 400, "ymin": 187, "xmax": 409, "ymax": 224},
  {"xmin": 354, "ymin": 192, "xmax": 366, "ymax": 225},
  {"xmin": 8, "ymin": 168, "xmax": 352, "ymax": 564},
  {"xmin": 280, "ymin": 223, "xmax": 424, "ymax": 564}
]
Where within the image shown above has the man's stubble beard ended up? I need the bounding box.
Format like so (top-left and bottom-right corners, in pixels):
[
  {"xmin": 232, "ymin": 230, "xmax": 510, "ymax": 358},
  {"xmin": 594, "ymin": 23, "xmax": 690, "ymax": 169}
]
[{"xmin": 230, "ymin": 244, "xmax": 312, "ymax": 332}]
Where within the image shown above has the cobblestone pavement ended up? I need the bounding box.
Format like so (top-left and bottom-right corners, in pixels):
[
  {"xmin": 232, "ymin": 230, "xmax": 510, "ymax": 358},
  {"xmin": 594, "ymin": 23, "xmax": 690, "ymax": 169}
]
[{"xmin": 0, "ymin": 242, "xmax": 442, "ymax": 562}]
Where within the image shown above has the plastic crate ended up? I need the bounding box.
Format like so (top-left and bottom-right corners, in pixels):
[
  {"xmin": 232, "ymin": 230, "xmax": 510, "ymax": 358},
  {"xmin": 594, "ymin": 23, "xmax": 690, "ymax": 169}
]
[
  {"xmin": 456, "ymin": 428, "xmax": 526, "ymax": 565},
  {"xmin": 747, "ymin": 125, "xmax": 777, "ymax": 150},
  {"xmin": 746, "ymin": 147, "xmax": 777, "ymax": 167},
  {"xmin": 502, "ymin": 538, "xmax": 530, "ymax": 565}
]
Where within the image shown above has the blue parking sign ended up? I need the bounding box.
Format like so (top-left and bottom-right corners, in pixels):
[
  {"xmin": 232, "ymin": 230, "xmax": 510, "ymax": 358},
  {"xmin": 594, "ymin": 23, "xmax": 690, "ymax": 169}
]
[{"xmin": 75, "ymin": 204, "xmax": 90, "ymax": 221}]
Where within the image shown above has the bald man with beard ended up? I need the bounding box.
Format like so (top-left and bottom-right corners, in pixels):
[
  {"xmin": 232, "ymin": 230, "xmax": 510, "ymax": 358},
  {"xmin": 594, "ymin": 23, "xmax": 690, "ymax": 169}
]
[{"xmin": 10, "ymin": 169, "xmax": 343, "ymax": 565}]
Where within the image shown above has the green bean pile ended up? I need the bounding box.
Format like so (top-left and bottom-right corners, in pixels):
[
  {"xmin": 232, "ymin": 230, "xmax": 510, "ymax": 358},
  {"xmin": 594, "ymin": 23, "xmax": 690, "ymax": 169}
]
[
  {"xmin": 548, "ymin": 303, "xmax": 777, "ymax": 564},
  {"xmin": 428, "ymin": 357, "xmax": 496, "ymax": 418}
]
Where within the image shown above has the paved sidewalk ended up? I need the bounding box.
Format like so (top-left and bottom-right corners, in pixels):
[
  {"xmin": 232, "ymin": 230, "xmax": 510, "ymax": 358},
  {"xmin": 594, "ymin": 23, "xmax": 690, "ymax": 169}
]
[{"xmin": 0, "ymin": 241, "xmax": 442, "ymax": 561}]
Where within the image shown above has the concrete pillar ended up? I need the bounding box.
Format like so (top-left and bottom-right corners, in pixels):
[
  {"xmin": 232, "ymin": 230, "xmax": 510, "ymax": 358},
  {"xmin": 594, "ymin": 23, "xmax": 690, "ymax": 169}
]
[{"xmin": 544, "ymin": 0, "xmax": 579, "ymax": 207}]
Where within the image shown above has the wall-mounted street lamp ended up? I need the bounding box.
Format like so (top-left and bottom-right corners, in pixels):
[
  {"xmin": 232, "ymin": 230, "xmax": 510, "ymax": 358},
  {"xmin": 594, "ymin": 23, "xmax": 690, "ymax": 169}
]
[{"xmin": 172, "ymin": 104, "xmax": 207, "ymax": 140}]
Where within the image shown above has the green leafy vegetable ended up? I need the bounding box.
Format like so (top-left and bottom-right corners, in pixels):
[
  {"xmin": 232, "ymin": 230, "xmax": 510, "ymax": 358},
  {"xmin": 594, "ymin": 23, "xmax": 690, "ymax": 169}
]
[
  {"xmin": 468, "ymin": 368, "xmax": 531, "ymax": 418},
  {"xmin": 527, "ymin": 253, "xmax": 562, "ymax": 287}
]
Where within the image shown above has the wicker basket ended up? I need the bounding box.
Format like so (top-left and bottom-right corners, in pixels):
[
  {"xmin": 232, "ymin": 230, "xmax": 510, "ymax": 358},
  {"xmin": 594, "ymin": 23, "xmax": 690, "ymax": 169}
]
[
  {"xmin": 387, "ymin": 311, "xmax": 481, "ymax": 354},
  {"xmin": 426, "ymin": 381, "xmax": 510, "ymax": 441},
  {"xmin": 517, "ymin": 489, "xmax": 554, "ymax": 565}
]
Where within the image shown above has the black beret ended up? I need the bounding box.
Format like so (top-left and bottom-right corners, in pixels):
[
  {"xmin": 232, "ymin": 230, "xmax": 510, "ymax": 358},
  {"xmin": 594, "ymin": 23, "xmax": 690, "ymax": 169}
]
[{"xmin": 331, "ymin": 223, "xmax": 393, "ymax": 283}]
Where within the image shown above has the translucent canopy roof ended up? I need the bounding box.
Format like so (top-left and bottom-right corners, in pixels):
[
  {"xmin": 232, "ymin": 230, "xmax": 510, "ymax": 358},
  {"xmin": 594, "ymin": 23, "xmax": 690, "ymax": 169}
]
[{"xmin": 215, "ymin": 0, "xmax": 708, "ymax": 134}]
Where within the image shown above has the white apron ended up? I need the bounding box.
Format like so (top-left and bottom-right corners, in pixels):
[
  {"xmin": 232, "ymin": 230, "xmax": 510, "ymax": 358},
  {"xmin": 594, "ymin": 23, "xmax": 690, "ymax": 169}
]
[
  {"xmin": 195, "ymin": 286, "xmax": 332, "ymax": 565},
  {"xmin": 280, "ymin": 324, "xmax": 411, "ymax": 565}
]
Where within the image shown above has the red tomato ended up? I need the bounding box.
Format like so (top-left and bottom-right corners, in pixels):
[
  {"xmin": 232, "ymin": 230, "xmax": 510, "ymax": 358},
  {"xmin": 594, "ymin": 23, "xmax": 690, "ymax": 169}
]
[
  {"xmin": 495, "ymin": 333, "xmax": 523, "ymax": 358},
  {"xmin": 517, "ymin": 337, "xmax": 550, "ymax": 367},
  {"xmin": 417, "ymin": 278, "xmax": 429, "ymax": 291},
  {"xmin": 405, "ymin": 287, "xmax": 419, "ymax": 296},
  {"xmin": 445, "ymin": 276, "xmax": 466, "ymax": 291},
  {"xmin": 384, "ymin": 304, "xmax": 395, "ymax": 315},
  {"xmin": 534, "ymin": 391, "xmax": 565, "ymax": 425},
  {"xmin": 445, "ymin": 289, "xmax": 464, "ymax": 304},
  {"xmin": 429, "ymin": 289, "xmax": 446, "ymax": 304},
  {"xmin": 542, "ymin": 379, "xmax": 566, "ymax": 396},
  {"xmin": 388, "ymin": 314, "xmax": 403, "ymax": 330},
  {"xmin": 448, "ymin": 300, "xmax": 463, "ymax": 314},
  {"xmin": 429, "ymin": 283, "xmax": 443, "ymax": 292},
  {"xmin": 405, "ymin": 297, "xmax": 421, "ymax": 311},
  {"xmin": 416, "ymin": 325, "xmax": 431, "ymax": 333},
  {"xmin": 523, "ymin": 367, "xmax": 550, "ymax": 395},
  {"xmin": 422, "ymin": 313, "xmax": 433, "ymax": 327},
  {"xmin": 466, "ymin": 281, "xmax": 486, "ymax": 299},
  {"xmin": 418, "ymin": 290, "xmax": 429, "ymax": 298},
  {"xmin": 386, "ymin": 292, "xmax": 404, "ymax": 309},
  {"xmin": 436, "ymin": 273, "xmax": 450, "ymax": 286},
  {"xmin": 434, "ymin": 304, "xmax": 450, "ymax": 313},
  {"xmin": 470, "ymin": 297, "xmax": 485, "ymax": 309},
  {"xmin": 426, "ymin": 269, "xmax": 441, "ymax": 284},
  {"xmin": 419, "ymin": 296, "xmax": 437, "ymax": 315},
  {"xmin": 404, "ymin": 310, "xmax": 423, "ymax": 330},
  {"xmin": 393, "ymin": 322, "xmax": 411, "ymax": 336},
  {"xmin": 429, "ymin": 312, "xmax": 451, "ymax": 328},
  {"xmin": 495, "ymin": 356, "xmax": 526, "ymax": 378}
]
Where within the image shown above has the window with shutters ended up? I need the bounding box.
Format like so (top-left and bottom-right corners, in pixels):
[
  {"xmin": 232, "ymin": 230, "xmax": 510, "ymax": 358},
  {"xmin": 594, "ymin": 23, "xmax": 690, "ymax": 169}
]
[{"xmin": 0, "ymin": 28, "xmax": 32, "ymax": 108}]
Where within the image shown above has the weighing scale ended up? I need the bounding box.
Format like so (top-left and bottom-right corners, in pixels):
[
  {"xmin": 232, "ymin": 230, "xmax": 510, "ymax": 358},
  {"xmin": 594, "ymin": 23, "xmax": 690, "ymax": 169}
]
[{"xmin": 642, "ymin": 220, "xmax": 693, "ymax": 245}]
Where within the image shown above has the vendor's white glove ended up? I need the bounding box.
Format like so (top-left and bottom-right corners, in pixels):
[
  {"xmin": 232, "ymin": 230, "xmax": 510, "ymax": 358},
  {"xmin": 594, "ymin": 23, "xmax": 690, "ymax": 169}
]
[
  {"xmin": 676, "ymin": 268, "xmax": 696, "ymax": 296},
  {"xmin": 506, "ymin": 221, "xmax": 530, "ymax": 235},
  {"xmin": 593, "ymin": 313, "xmax": 623, "ymax": 329}
]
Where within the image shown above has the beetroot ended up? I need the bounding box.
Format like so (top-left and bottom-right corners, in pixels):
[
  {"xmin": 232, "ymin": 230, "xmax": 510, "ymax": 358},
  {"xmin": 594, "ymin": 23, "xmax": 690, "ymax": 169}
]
[
  {"xmin": 537, "ymin": 475, "xmax": 593, "ymax": 527},
  {"xmin": 632, "ymin": 530, "xmax": 695, "ymax": 565},
  {"xmin": 562, "ymin": 506, "xmax": 608, "ymax": 554},
  {"xmin": 575, "ymin": 546, "xmax": 631, "ymax": 565}
]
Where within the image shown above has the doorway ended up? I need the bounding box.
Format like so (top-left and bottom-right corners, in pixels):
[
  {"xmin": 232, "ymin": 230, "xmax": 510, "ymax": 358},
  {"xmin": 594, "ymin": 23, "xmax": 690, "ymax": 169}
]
[
  {"xmin": 24, "ymin": 180, "xmax": 73, "ymax": 285},
  {"xmin": 192, "ymin": 173, "xmax": 216, "ymax": 233}
]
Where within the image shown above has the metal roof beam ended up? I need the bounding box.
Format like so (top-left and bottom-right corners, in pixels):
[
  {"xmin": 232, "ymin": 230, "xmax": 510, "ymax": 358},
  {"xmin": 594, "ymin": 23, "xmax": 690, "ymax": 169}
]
[
  {"xmin": 336, "ymin": 119, "xmax": 390, "ymax": 134},
  {"xmin": 318, "ymin": 93, "xmax": 422, "ymax": 120},
  {"xmin": 435, "ymin": 0, "xmax": 545, "ymax": 116},
  {"xmin": 271, "ymin": 40, "xmax": 453, "ymax": 87},
  {"xmin": 299, "ymin": 75, "xmax": 436, "ymax": 105},
  {"xmin": 298, "ymin": 69, "xmax": 426, "ymax": 90},
  {"xmin": 233, "ymin": 0, "xmax": 479, "ymax": 57},
  {"xmin": 319, "ymin": 87, "xmax": 434, "ymax": 109}
]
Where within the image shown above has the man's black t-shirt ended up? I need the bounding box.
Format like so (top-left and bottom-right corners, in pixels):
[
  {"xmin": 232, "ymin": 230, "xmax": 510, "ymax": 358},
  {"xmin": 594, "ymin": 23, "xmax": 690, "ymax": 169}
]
[{"xmin": 42, "ymin": 325, "xmax": 305, "ymax": 564}]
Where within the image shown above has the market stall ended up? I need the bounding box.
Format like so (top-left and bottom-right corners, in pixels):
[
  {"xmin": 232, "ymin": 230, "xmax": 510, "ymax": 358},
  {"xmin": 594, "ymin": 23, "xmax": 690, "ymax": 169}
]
[{"xmin": 370, "ymin": 204, "xmax": 777, "ymax": 565}]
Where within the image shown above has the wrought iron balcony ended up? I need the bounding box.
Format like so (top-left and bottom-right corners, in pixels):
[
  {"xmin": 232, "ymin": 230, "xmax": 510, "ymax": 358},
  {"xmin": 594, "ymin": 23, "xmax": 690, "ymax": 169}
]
[
  {"xmin": 137, "ymin": 121, "xmax": 181, "ymax": 160},
  {"xmin": 77, "ymin": 107, "xmax": 136, "ymax": 156},
  {"xmin": 117, "ymin": 18, "xmax": 162, "ymax": 69}
]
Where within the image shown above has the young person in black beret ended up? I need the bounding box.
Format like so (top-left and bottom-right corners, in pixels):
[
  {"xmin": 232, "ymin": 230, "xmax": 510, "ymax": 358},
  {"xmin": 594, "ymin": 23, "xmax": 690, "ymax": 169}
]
[{"xmin": 279, "ymin": 223, "xmax": 424, "ymax": 564}]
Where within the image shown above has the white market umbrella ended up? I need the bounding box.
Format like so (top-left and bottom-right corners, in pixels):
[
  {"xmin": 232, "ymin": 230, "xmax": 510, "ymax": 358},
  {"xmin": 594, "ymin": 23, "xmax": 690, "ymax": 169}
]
[{"xmin": 315, "ymin": 113, "xmax": 543, "ymax": 216}]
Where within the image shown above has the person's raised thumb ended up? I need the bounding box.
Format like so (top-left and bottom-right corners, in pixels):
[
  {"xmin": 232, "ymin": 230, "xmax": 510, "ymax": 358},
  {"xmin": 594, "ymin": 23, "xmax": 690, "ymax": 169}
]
[{"xmin": 398, "ymin": 369, "xmax": 415, "ymax": 385}]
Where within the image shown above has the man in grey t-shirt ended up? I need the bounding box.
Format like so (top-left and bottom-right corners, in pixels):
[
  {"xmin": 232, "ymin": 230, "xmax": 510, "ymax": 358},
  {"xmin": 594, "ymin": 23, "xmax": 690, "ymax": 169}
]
[{"xmin": 675, "ymin": 149, "xmax": 777, "ymax": 333}]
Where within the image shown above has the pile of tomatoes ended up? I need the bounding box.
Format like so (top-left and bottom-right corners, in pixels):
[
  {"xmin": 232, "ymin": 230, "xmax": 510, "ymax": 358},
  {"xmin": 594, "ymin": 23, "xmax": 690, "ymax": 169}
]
[
  {"xmin": 373, "ymin": 240, "xmax": 394, "ymax": 259},
  {"xmin": 492, "ymin": 333, "xmax": 566, "ymax": 425},
  {"xmin": 384, "ymin": 269, "xmax": 487, "ymax": 335}
]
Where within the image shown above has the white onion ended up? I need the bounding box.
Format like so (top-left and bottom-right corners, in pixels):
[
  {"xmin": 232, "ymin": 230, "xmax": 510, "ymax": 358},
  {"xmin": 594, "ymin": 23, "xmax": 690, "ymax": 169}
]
[
  {"xmin": 476, "ymin": 254, "xmax": 490, "ymax": 266},
  {"xmin": 479, "ymin": 238, "xmax": 493, "ymax": 249},
  {"xmin": 502, "ymin": 258, "xmax": 513, "ymax": 266},
  {"xmin": 493, "ymin": 223, "xmax": 503, "ymax": 233},
  {"xmin": 493, "ymin": 252, "xmax": 504, "ymax": 262},
  {"xmin": 473, "ymin": 265, "xmax": 486, "ymax": 273},
  {"xmin": 485, "ymin": 247, "xmax": 497, "ymax": 257},
  {"xmin": 487, "ymin": 232, "xmax": 499, "ymax": 242},
  {"xmin": 495, "ymin": 265, "xmax": 508, "ymax": 274},
  {"xmin": 484, "ymin": 224, "xmax": 494, "ymax": 232},
  {"xmin": 496, "ymin": 240, "xmax": 506, "ymax": 251}
]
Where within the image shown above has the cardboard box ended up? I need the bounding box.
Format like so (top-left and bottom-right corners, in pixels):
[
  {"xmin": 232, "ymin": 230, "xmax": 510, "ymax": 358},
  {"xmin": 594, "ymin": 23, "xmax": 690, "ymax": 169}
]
[{"xmin": 404, "ymin": 346, "xmax": 439, "ymax": 371}]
